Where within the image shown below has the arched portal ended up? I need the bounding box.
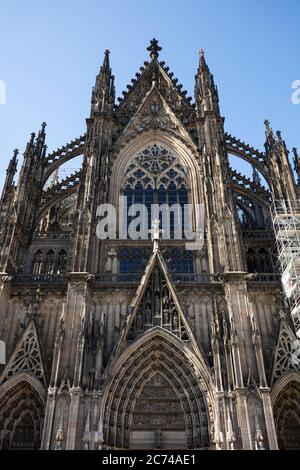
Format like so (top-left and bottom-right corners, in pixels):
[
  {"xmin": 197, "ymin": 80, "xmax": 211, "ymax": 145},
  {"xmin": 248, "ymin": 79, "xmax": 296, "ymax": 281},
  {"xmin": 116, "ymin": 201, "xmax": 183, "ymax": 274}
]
[
  {"xmin": 272, "ymin": 376, "xmax": 300, "ymax": 450},
  {"xmin": 130, "ymin": 372, "xmax": 187, "ymax": 449},
  {"xmin": 0, "ymin": 375, "xmax": 46, "ymax": 450},
  {"xmin": 102, "ymin": 331, "xmax": 213, "ymax": 450}
]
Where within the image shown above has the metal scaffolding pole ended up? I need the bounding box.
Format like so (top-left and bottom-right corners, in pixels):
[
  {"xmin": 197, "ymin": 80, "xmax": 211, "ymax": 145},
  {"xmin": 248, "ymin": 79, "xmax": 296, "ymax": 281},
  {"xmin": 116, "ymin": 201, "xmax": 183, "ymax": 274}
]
[{"xmin": 272, "ymin": 200, "xmax": 300, "ymax": 338}]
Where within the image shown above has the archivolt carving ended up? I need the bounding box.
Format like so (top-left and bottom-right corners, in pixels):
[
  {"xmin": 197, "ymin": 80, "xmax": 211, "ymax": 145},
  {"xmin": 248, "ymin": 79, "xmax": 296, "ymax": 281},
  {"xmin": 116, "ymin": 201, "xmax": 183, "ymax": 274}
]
[
  {"xmin": 271, "ymin": 376, "xmax": 300, "ymax": 449},
  {"xmin": 101, "ymin": 330, "xmax": 215, "ymax": 449},
  {"xmin": 0, "ymin": 373, "xmax": 46, "ymax": 450}
]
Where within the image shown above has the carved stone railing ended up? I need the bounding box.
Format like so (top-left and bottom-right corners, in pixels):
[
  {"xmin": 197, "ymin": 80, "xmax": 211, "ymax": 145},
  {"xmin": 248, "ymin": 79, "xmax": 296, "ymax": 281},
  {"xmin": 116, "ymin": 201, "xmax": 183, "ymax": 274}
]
[
  {"xmin": 246, "ymin": 273, "xmax": 281, "ymax": 283},
  {"xmin": 32, "ymin": 232, "xmax": 71, "ymax": 240},
  {"xmin": 93, "ymin": 272, "xmax": 221, "ymax": 284},
  {"xmin": 13, "ymin": 274, "xmax": 68, "ymax": 285},
  {"xmin": 172, "ymin": 273, "xmax": 220, "ymax": 283},
  {"xmin": 242, "ymin": 230, "xmax": 275, "ymax": 240},
  {"xmin": 93, "ymin": 273, "xmax": 142, "ymax": 284},
  {"xmin": 12, "ymin": 272, "xmax": 282, "ymax": 286}
]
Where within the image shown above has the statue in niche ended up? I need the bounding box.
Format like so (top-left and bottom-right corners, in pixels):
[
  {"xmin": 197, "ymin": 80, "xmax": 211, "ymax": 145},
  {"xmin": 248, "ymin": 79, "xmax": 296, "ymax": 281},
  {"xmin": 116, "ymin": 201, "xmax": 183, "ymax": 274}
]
[
  {"xmin": 154, "ymin": 268, "xmax": 160, "ymax": 291},
  {"xmin": 146, "ymin": 289, "xmax": 151, "ymax": 305},
  {"xmin": 136, "ymin": 311, "xmax": 143, "ymax": 331},
  {"xmin": 163, "ymin": 298, "xmax": 170, "ymax": 324},
  {"xmin": 145, "ymin": 305, "xmax": 152, "ymax": 324},
  {"xmin": 154, "ymin": 293, "xmax": 161, "ymax": 317},
  {"xmin": 172, "ymin": 311, "xmax": 179, "ymax": 331}
]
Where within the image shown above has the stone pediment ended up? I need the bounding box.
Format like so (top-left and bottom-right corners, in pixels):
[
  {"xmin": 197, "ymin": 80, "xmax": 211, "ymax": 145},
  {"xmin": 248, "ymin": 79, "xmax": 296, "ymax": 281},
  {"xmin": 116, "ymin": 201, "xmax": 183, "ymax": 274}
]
[
  {"xmin": 116, "ymin": 85, "xmax": 196, "ymax": 149},
  {"xmin": 0, "ymin": 320, "xmax": 46, "ymax": 386},
  {"xmin": 106, "ymin": 248, "xmax": 209, "ymax": 372},
  {"xmin": 116, "ymin": 58, "xmax": 193, "ymax": 116},
  {"xmin": 271, "ymin": 317, "xmax": 300, "ymax": 384}
]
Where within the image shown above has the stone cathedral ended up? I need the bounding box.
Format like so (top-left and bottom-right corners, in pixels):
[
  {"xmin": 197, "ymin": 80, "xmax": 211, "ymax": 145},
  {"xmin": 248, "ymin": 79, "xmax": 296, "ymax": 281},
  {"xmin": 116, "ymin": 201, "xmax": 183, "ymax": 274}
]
[{"xmin": 0, "ymin": 39, "xmax": 300, "ymax": 451}]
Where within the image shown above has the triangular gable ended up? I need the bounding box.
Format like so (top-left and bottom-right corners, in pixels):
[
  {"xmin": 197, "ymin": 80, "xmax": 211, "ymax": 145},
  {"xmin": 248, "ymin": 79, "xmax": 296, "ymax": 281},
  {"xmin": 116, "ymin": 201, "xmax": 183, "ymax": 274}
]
[
  {"xmin": 0, "ymin": 320, "xmax": 46, "ymax": 386},
  {"xmin": 109, "ymin": 248, "xmax": 206, "ymax": 365},
  {"xmin": 117, "ymin": 85, "xmax": 196, "ymax": 149},
  {"xmin": 58, "ymin": 371, "xmax": 71, "ymax": 395},
  {"xmin": 116, "ymin": 58, "xmax": 193, "ymax": 115},
  {"xmin": 271, "ymin": 317, "xmax": 300, "ymax": 385}
]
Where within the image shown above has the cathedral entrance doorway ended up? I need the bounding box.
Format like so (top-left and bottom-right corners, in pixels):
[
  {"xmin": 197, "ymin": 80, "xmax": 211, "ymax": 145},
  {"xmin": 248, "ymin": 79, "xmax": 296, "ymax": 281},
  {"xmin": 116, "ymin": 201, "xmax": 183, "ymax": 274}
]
[
  {"xmin": 273, "ymin": 380, "xmax": 300, "ymax": 450},
  {"xmin": 102, "ymin": 331, "xmax": 212, "ymax": 450},
  {"xmin": 130, "ymin": 373, "xmax": 187, "ymax": 449}
]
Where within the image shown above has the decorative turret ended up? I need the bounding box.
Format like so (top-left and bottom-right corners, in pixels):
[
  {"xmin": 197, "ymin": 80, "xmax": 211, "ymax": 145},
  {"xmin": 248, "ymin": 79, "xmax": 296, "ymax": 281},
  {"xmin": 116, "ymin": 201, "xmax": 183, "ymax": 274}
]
[
  {"xmin": 1, "ymin": 148, "xmax": 18, "ymax": 201},
  {"xmin": 17, "ymin": 123, "xmax": 47, "ymax": 199},
  {"xmin": 263, "ymin": 119, "xmax": 276, "ymax": 156},
  {"xmin": 263, "ymin": 120, "xmax": 297, "ymax": 204},
  {"xmin": 0, "ymin": 123, "xmax": 48, "ymax": 273},
  {"xmin": 91, "ymin": 49, "xmax": 115, "ymax": 114},
  {"xmin": 194, "ymin": 49, "xmax": 220, "ymax": 117}
]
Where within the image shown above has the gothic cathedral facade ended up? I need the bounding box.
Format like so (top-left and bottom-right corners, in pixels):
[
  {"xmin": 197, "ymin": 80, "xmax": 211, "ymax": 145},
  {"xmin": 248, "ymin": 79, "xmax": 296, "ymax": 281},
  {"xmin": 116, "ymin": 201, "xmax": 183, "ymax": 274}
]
[{"xmin": 0, "ymin": 40, "xmax": 300, "ymax": 450}]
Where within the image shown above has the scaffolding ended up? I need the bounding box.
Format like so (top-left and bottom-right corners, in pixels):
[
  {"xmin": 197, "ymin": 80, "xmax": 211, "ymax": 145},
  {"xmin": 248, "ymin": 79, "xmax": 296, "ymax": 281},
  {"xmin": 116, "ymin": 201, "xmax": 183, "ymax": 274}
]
[{"xmin": 272, "ymin": 200, "xmax": 300, "ymax": 338}]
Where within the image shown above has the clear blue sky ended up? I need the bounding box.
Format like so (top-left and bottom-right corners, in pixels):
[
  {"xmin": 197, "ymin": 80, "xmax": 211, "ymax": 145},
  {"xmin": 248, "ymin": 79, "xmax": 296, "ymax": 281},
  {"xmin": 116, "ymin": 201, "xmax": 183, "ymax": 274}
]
[{"xmin": 0, "ymin": 0, "xmax": 299, "ymax": 188}]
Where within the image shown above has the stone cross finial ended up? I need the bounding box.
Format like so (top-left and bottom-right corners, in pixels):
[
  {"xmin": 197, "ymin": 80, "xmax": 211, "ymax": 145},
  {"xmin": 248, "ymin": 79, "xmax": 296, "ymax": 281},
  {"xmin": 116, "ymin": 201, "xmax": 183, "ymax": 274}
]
[{"xmin": 147, "ymin": 38, "xmax": 162, "ymax": 59}]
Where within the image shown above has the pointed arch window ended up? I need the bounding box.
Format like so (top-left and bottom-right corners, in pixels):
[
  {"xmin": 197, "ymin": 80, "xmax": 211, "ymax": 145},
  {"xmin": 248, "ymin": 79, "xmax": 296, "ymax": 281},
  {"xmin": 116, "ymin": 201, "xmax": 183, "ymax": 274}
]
[
  {"xmin": 56, "ymin": 249, "xmax": 68, "ymax": 274},
  {"xmin": 44, "ymin": 250, "xmax": 55, "ymax": 274},
  {"xmin": 32, "ymin": 250, "xmax": 43, "ymax": 275},
  {"xmin": 121, "ymin": 144, "xmax": 190, "ymax": 240}
]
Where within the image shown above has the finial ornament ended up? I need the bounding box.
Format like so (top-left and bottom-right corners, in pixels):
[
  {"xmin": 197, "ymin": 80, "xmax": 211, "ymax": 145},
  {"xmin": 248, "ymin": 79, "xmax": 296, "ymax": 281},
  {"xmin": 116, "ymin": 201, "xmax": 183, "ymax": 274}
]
[
  {"xmin": 150, "ymin": 219, "xmax": 162, "ymax": 252},
  {"xmin": 147, "ymin": 38, "xmax": 162, "ymax": 60}
]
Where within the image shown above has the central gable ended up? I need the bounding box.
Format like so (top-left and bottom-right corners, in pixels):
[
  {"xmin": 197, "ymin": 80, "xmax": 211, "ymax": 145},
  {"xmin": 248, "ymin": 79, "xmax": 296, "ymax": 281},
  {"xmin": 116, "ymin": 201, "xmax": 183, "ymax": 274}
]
[{"xmin": 116, "ymin": 56, "xmax": 193, "ymax": 118}]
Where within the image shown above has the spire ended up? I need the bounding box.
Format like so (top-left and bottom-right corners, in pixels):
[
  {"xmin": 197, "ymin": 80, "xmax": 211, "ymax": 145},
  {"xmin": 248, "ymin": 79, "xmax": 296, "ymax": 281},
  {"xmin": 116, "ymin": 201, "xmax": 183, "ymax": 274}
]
[
  {"xmin": 1, "ymin": 149, "xmax": 19, "ymax": 200},
  {"xmin": 199, "ymin": 48, "xmax": 208, "ymax": 72},
  {"xmin": 36, "ymin": 122, "xmax": 47, "ymax": 159},
  {"xmin": 7, "ymin": 148, "xmax": 18, "ymax": 177},
  {"xmin": 194, "ymin": 49, "xmax": 220, "ymax": 117},
  {"xmin": 276, "ymin": 129, "xmax": 288, "ymax": 153},
  {"xmin": 101, "ymin": 49, "xmax": 110, "ymax": 72},
  {"xmin": 147, "ymin": 38, "xmax": 162, "ymax": 60},
  {"xmin": 264, "ymin": 119, "xmax": 276, "ymax": 155},
  {"xmin": 91, "ymin": 49, "xmax": 115, "ymax": 114},
  {"xmin": 293, "ymin": 147, "xmax": 300, "ymax": 184}
]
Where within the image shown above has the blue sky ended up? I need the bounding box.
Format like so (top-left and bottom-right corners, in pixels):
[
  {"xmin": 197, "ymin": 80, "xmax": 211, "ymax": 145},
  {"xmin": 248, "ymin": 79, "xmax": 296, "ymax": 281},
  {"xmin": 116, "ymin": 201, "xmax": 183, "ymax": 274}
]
[{"xmin": 0, "ymin": 0, "xmax": 299, "ymax": 188}]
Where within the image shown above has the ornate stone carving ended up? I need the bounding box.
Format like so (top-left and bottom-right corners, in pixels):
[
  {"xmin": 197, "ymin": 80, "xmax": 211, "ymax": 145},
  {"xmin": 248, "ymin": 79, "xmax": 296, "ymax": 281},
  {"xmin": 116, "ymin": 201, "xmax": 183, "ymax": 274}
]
[{"xmin": 0, "ymin": 320, "xmax": 46, "ymax": 385}]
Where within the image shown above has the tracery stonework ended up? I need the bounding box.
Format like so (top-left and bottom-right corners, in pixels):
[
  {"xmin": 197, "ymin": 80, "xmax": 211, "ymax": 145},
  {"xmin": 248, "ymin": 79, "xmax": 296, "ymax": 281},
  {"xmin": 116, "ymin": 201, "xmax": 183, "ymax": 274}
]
[{"xmin": 0, "ymin": 39, "xmax": 299, "ymax": 451}]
